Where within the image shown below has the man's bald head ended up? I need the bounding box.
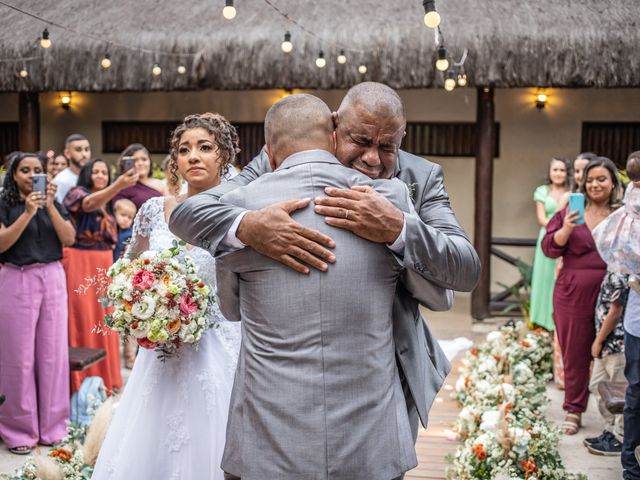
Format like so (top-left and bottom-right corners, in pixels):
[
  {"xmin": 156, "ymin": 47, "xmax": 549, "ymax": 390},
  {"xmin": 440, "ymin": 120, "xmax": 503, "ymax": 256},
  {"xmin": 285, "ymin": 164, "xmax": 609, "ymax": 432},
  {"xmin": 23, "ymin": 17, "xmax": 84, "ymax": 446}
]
[
  {"xmin": 265, "ymin": 94, "xmax": 335, "ymax": 167},
  {"xmin": 337, "ymin": 82, "xmax": 406, "ymax": 125}
]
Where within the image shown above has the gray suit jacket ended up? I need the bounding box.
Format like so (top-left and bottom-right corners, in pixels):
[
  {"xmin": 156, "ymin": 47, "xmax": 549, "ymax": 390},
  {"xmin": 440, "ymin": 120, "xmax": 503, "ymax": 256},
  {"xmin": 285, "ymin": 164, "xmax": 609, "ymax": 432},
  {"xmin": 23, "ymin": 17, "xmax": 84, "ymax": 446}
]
[
  {"xmin": 216, "ymin": 150, "xmax": 417, "ymax": 479},
  {"xmin": 169, "ymin": 149, "xmax": 480, "ymax": 428}
]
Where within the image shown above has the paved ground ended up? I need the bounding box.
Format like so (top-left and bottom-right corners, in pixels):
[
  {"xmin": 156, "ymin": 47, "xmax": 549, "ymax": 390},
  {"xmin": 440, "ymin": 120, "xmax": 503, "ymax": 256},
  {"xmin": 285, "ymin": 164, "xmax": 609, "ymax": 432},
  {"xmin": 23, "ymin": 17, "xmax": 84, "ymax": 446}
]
[{"xmin": 0, "ymin": 294, "xmax": 626, "ymax": 478}]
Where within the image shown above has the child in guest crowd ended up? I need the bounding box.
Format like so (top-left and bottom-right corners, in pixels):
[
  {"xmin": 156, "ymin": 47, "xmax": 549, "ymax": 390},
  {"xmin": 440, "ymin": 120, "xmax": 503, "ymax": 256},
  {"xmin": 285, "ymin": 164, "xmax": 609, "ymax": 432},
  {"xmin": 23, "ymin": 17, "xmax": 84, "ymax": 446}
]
[
  {"xmin": 585, "ymin": 271, "xmax": 629, "ymax": 455},
  {"xmin": 0, "ymin": 152, "xmax": 76, "ymax": 455},
  {"xmin": 112, "ymin": 198, "xmax": 136, "ymax": 262},
  {"xmin": 593, "ymin": 151, "xmax": 640, "ymax": 293}
]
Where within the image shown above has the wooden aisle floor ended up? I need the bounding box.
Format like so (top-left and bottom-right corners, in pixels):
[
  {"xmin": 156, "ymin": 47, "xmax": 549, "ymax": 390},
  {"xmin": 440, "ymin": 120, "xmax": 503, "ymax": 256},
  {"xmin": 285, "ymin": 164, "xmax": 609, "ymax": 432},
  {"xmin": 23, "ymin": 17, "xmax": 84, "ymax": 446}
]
[{"xmin": 405, "ymin": 359, "xmax": 462, "ymax": 480}]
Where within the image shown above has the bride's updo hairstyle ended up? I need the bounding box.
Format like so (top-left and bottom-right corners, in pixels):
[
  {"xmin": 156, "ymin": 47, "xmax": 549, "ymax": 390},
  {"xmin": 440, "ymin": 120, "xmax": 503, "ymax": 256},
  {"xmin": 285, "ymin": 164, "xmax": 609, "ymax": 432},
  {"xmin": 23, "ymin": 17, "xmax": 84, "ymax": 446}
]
[{"xmin": 168, "ymin": 112, "xmax": 240, "ymax": 191}]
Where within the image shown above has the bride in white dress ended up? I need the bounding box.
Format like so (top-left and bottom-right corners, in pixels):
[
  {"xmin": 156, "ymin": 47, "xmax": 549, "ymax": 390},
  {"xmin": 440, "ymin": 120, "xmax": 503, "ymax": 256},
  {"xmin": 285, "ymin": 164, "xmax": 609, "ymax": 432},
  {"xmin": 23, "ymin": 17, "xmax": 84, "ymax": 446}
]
[{"xmin": 92, "ymin": 113, "xmax": 242, "ymax": 480}]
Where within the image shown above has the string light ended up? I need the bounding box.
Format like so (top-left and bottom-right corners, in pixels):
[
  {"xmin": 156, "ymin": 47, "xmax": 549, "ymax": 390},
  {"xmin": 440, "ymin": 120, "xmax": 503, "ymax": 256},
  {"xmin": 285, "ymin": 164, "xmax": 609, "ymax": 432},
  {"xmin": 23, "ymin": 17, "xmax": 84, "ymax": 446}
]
[
  {"xmin": 19, "ymin": 66, "xmax": 28, "ymax": 78},
  {"xmin": 315, "ymin": 50, "xmax": 326, "ymax": 68},
  {"xmin": 358, "ymin": 64, "xmax": 367, "ymax": 74},
  {"xmin": 152, "ymin": 63, "xmax": 162, "ymax": 76},
  {"xmin": 100, "ymin": 53, "xmax": 111, "ymax": 69},
  {"xmin": 435, "ymin": 45, "xmax": 449, "ymax": 71},
  {"xmin": 423, "ymin": 0, "xmax": 440, "ymax": 29},
  {"xmin": 457, "ymin": 72, "xmax": 467, "ymax": 87},
  {"xmin": 40, "ymin": 28, "xmax": 51, "ymax": 48},
  {"xmin": 444, "ymin": 68, "xmax": 456, "ymax": 91},
  {"xmin": 222, "ymin": 0, "xmax": 237, "ymax": 20},
  {"xmin": 281, "ymin": 31, "xmax": 293, "ymax": 53},
  {"xmin": 337, "ymin": 49, "xmax": 347, "ymax": 64},
  {"xmin": 177, "ymin": 65, "xmax": 187, "ymax": 74}
]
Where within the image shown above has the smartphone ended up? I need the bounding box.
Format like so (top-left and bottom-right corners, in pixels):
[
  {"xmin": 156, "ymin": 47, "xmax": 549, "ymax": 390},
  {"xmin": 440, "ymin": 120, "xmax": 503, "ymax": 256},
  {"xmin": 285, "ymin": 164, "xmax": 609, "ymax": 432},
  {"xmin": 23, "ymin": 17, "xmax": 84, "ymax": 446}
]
[
  {"xmin": 121, "ymin": 156, "xmax": 135, "ymax": 174},
  {"xmin": 568, "ymin": 192, "xmax": 585, "ymax": 224},
  {"xmin": 32, "ymin": 174, "xmax": 47, "ymax": 196}
]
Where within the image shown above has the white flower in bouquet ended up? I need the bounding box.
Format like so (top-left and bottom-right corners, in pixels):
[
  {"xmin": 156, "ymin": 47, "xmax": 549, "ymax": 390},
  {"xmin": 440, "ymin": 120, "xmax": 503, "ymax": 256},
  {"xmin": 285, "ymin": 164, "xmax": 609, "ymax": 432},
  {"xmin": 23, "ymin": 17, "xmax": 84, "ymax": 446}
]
[{"xmin": 131, "ymin": 295, "xmax": 157, "ymax": 320}]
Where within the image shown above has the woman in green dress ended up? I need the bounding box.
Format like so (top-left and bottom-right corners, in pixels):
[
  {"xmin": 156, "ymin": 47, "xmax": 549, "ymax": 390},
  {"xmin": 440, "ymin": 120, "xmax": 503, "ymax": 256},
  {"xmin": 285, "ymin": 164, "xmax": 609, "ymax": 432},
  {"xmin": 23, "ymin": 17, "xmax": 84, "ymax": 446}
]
[{"xmin": 530, "ymin": 157, "xmax": 571, "ymax": 330}]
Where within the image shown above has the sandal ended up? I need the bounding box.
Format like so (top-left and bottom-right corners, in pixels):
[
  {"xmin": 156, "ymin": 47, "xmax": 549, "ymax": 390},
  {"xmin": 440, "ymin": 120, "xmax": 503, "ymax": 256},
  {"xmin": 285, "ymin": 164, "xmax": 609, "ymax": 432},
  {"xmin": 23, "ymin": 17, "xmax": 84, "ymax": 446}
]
[
  {"xmin": 562, "ymin": 413, "xmax": 581, "ymax": 435},
  {"xmin": 9, "ymin": 445, "xmax": 34, "ymax": 455}
]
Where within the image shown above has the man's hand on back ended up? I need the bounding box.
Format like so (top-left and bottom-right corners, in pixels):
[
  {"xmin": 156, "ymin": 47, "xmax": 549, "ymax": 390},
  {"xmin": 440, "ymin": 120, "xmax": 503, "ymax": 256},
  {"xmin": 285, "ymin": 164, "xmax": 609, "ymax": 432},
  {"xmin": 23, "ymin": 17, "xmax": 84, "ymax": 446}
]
[
  {"xmin": 236, "ymin": 198, "xmax": 336, "ymax": 274},
  {"xmin": 314, "ymin": 185, "xmax": 404, "ymax": 244}
]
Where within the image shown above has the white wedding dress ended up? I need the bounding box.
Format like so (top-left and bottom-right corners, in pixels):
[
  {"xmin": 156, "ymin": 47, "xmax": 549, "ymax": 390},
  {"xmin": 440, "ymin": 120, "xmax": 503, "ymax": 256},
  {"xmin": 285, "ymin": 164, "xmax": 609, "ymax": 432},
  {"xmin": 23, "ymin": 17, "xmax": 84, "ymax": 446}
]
[{"xmin": 92, "ymin": 197, "xmax": 241, "ymax": 480}]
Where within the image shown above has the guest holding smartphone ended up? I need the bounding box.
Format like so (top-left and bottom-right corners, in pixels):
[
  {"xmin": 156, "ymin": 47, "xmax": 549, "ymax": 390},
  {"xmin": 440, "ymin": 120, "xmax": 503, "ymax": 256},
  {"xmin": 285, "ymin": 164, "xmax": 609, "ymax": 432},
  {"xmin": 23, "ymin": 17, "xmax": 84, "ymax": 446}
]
[
  {"xmin": 542, "ymin": 156, "xmax": 621, "ymax": 436},
  {"xmin": 62, "ymin": 158, "xmax": 138, "ymax": 394},
  {"xmin": 0, "ymin": 152, "xmax": 75, "ymax": 455},
  {"xmin": 112, "ymin": 144, "xmax": 166, "ymax": 210}
]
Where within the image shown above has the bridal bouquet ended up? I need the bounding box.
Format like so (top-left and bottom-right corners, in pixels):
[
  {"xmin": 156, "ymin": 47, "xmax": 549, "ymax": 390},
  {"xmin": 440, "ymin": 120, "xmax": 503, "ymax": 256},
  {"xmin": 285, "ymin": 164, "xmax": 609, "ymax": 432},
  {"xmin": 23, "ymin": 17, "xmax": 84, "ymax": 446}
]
[{"xmin": 103, "ymin": 240, "xmax": 212, "ymax": 357}]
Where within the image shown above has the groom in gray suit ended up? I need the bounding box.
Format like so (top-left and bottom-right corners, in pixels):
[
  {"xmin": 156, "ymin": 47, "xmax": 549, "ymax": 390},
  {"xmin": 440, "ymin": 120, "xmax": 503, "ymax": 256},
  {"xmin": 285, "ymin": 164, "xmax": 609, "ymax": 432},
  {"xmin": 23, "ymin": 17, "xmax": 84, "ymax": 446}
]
[
  {"xmin": 169, "ymin": 83, "xmax": 480, "ymax": 451},
  {"xmin": 216, "ymin": 94, "xmax": 418, "ymax": 479}
]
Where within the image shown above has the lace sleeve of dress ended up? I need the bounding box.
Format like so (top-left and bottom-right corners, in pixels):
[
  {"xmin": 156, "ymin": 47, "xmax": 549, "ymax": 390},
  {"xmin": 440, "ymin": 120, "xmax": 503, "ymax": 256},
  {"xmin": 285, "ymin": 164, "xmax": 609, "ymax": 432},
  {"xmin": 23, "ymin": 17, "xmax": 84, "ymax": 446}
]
[{"xmin": 125, "ymin": 197, "xmax": 165, "ymax": 259}]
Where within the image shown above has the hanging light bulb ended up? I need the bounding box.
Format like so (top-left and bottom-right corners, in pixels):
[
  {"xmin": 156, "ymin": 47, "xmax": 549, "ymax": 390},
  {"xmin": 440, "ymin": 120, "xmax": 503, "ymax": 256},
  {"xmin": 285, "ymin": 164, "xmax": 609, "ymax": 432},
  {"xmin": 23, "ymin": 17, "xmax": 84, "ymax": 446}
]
[
  {"xmin": 444, "ymin": 68, "xmax": 456, "ymax": 91},
  {"xmin": 281, "ymin": 31, "xmax": 293, "ymax": 53},
  {"xmin": 316, "ymin": 51, "xmax": 326, "ymax": 68},
  {"xmin": 101, "ymin": 54, "xmax": 112, "ymax": 69},
  {"xmin": 358, "ymin": 64, "xmax": 367, "ymax": 74},
  {"xmin": 423, "ymin": 0, "xmax": 441, "ymax": 29},
  {"xmin": 337, "ymin": 49, "xmax": 347, "ymax": 64},
  {"xmin": 457, "ymin": 72, "xmax": 467, "ymax": 87},
  {"xmin": 177, "ymin": 65, "xmax": 187, "ymax": 74},
  {"xmin": 222, "ymin": 0, "xmax": 236, "ymax": 20},
  {"xmin": 40, "ymin": 28, "xmax": 51, "ymax": 49},
  {"xmin": 435, "ymin": 45, "xmax": 449, "ymax": 71},
  {"xmin": 19, "ymin": 67, "xmax": 28, "ymax": 78},
  {"xmin": 152, "ymin": 63, "xmax": 162, "ymax": 76}
]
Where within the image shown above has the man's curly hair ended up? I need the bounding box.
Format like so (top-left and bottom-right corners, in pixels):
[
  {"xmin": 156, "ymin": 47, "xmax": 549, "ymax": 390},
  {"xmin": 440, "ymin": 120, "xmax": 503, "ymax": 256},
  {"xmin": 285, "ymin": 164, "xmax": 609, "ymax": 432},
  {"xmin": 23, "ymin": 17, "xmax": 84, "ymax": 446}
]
[{"xmin": 168, "ymin": 113, "xmax": 240, "ymax": 192}]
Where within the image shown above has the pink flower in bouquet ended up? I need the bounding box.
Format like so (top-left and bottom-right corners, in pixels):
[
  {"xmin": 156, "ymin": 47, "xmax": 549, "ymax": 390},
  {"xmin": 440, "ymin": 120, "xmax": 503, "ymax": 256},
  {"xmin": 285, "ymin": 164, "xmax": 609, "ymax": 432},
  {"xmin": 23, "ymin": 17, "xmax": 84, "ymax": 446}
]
[
  {"xmin": 179, "ymin": 295, "xmax": 198, "ymax": 316},
  {"xmin": 133, "ymin": 270, "xmax": 155, "ymax": 291},
  {"xmin": 137, "ymin": 337, "xmax": 158, "ymax": 349}
]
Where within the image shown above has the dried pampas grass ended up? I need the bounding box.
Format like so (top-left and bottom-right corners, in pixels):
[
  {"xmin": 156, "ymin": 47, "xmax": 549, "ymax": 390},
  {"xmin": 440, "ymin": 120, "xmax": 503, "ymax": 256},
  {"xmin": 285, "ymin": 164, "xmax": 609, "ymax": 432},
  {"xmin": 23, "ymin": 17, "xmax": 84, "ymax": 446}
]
[
  {"xmin": 82, "ymin": 396, "xmax": 116, "ymax": 467},
  {"xmin": 33, "ymin": 453, "xmax": 63, "ymax": 480}
]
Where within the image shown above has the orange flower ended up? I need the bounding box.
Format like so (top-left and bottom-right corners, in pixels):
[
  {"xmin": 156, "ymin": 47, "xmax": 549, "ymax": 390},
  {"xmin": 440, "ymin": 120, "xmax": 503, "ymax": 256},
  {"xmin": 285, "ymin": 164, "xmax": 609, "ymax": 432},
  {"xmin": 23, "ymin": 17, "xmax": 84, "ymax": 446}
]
[
  {"xmin": 520, "ymin": 457, "xmax": 538, "ymax": 478},
  {"xmin": 49, "ymin": 447, "xmax": 72, "ymax": 462},
  {"xmin": 504, "ymin": 402, "xmax": 513, "ymax": 415},
  {"xmin": 163, "ymin": 274, "xmax": 171, "ymax": 286},
  {"xmin": 472, "ymin": 443, "xmax": 487, "ymax": 461},
  {"xmin": 124, "ymin": 300, "xmax": 132, "ymax": 313},
  {"xmin": 471, "ymin": 347, "xmax": 479, "ymax": 356},
  {"xmin": 520, "ymin": 340, "xmax": 531, "ymax": 348},
  {"xmin": 167, "ymin": 318, "xmax": 181, "ymax": 334}
]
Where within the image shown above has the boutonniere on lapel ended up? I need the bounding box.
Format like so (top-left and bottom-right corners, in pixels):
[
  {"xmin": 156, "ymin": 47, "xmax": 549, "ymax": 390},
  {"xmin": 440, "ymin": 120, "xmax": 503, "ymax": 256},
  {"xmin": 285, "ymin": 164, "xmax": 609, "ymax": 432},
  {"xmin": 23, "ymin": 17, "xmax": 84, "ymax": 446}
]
[{"xmin": 405, "ymin": 181, "xmax": 417, "ymax": 202}]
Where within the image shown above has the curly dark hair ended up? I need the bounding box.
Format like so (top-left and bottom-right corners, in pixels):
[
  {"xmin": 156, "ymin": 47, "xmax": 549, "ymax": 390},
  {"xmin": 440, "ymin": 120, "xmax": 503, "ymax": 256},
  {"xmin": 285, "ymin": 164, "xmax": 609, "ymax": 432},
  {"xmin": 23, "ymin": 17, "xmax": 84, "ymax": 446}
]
[
  {"xmin": 167, "ymin": 113, "xmax": 240, "ymax": 192},
  {"xmin": 1, "ymin": 151, "xmax": 42, "ymax": 207}
]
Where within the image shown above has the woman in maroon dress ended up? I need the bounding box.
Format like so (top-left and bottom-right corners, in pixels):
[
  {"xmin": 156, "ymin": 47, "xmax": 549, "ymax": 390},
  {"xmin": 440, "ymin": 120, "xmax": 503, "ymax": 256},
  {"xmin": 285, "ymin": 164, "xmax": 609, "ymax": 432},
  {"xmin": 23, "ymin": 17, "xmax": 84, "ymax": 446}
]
[
  {"xmin": 112, "ymin": 144, "xmax": 166, "ymax": 210},
  {"xmin": 542, "ymin": 157, "xmax": 622, "ymax": 435}
]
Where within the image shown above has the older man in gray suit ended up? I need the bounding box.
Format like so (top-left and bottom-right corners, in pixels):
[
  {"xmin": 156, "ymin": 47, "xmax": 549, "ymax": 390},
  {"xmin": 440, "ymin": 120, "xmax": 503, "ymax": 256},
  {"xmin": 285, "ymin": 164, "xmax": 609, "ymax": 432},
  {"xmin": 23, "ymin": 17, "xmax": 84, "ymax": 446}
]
[
  {"xmin": 217, "ymin": 94, "xmax": 418, "ymax": 479},
  {"xmin": 169, "ymin": 83, "xmax": 480, "ymax": 446}
]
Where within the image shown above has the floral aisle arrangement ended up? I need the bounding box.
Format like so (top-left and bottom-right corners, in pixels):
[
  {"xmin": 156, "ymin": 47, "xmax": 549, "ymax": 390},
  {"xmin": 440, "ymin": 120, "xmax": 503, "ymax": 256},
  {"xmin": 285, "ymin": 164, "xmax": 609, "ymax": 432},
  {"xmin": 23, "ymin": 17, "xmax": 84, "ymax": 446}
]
[
  {"xmin": 1, "ymin": 396, "xmax": 108, "ymax": 480},
  {"xmin": 448, "ymin": 321, "xmax": 586, "ymax": 480},
  {"xmin": 103, "ymin": 240, "xmax": 213, "ymax": 358}
]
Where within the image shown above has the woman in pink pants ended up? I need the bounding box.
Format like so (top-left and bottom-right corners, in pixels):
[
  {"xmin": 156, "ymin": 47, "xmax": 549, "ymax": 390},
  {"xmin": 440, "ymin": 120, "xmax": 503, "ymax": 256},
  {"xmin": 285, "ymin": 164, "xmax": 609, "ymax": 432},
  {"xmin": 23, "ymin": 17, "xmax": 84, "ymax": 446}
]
[{"xmin": 0, "ymin": 152, "xmax": 76, "ymax": 455}]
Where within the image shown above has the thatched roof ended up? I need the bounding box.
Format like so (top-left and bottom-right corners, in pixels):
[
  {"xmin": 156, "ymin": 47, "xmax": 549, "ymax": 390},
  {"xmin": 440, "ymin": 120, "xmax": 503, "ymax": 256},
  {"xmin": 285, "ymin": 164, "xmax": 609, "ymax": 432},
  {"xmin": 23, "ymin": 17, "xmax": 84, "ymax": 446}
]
[{"xmin": 0, "ymin": 0, "xmax": 638, "ymax": 92}]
